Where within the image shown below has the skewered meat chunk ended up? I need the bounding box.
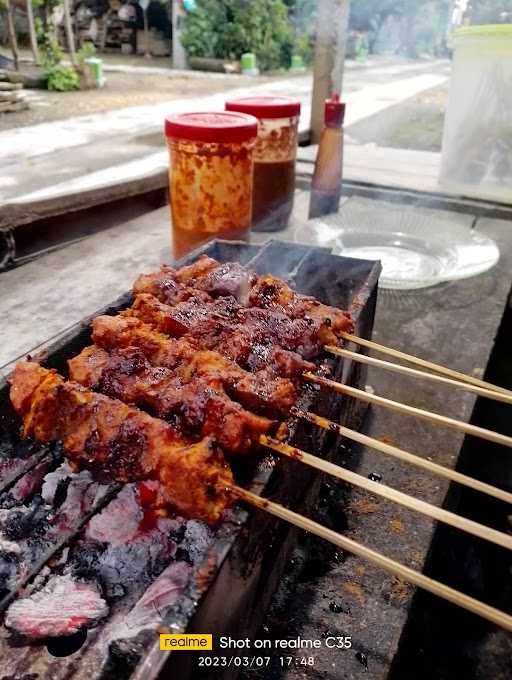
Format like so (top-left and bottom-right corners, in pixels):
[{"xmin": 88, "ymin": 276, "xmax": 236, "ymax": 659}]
[
  {"xmin": 112, "ymin": 300, "xmax": 311, "ymax": 381},
  {"xmin": 68, "ymin": 345, "xmax": 274, "ymax": 455},
  {"xmin": 133, "ymin": 267, "xmax": 212, "ymax": 306},
  {"xmin": 248, "ymin": 274, "xmax": 354, "ymax": 340},
  {"xmin": 9, "ymin": 362, "xmax": 233, "ymax": 524},
  {"xmin": 91, "ymin": 315, "xmax": 297, "ymax": 415},
  {"xmin": 135, "ymin": 257, "xmax": 354, "ymax": 342},
  {"xmin": 171, "ymin": 256, "xmax": 220, "ymax": 284},
  {"xmin": 128, "ymin": 292, "xmax": 324, "ymax": 365},
  {"xmin": 136, "ymin": 259, "xmax": 252, "ymax": 306}
]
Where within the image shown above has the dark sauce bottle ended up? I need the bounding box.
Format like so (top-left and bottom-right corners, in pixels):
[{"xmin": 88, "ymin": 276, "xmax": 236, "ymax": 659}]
[{"xmin": 309, "ymin": 94, "xmax": 345, "ymax": 219}]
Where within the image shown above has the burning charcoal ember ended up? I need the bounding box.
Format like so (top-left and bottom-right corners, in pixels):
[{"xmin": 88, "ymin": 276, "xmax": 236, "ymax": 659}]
[
  {"xmin": 0, "ymin": 438, "xmax": 63, "ymax": 496},
  {"xmin": 4, "ymin": 573, "xmax": 109, "ymax": 639},
  {"xmin": 181, "ymin": 520, "xmax": 215, "ymax": 564},
  {"xmin": 71, "ymin": 543, "xmax": 104, "ymax": 581},
  {"xmin": 42, "ymin": 462, "xmax": 106, "ymax": 509},
  {"xmin": 87, "ymin": 486, "xmax": 143, "ymax": 545},
  {"xmin": 0, "ymin": 500, "xmax": 48, "ymax": 594},
  {"xmin": 110, "ymin": 561, "xmax": 191, "ymax": 640},
  {"xmin": 72, "ymin": 486, "xmax": 179, "ymax": 599},
  {"xmin": 0, "ymin": 465, "xmax": 110, "ymax": 597},
  {"xmin": 7, "ymin": 460, "xmax": 52, "ymax": 503},
  {"xmin": 0, "ymin": 540, "xmax": 22, "ymax": 597},
  {"xmin": 44, "ymin": 465, "xmax": 110, "ymax": 532},
  {"xmin": 41, "ymin": 461, "xmax": 73, "ymax": 504},
  {"xmin": 0, "ymin": 495, "xmax": 48, "ymax": 540},
  {"xmin": 92, "ymin": 518, "xmax": 177, "ymax": 598}
]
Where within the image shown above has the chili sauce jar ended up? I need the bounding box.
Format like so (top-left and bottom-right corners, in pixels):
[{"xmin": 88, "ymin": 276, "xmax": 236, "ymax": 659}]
[
  {"xmin": 165, "ymin": 111, "xmax": 258, "ymax": 258},
  {"xmin": 225, "ymin": 96, "xmax": 301, "ymax": 232}
]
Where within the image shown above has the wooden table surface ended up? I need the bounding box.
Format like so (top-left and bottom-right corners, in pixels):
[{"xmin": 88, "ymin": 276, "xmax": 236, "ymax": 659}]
[{"xmin": 1, "ymin": 191, "xmax": 511, "ymax": 679}]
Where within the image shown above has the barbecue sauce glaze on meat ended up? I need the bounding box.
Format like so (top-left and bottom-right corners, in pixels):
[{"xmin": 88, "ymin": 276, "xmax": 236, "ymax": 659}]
[
  {"xmin": 9, "ymin": 362, "xmax": 233, "ymax": 525},
  {"xmin": 88, "ymin": 314, "xmax": 298, "ymax": 416},
  {"xmin": 9, "ymin": 257, "xmax": 353, "ymax": 529},
  {"xmin": 133, "ymin": 256, "xmax": 354, "ymax": 341},
  {"xmin": 68, "ymin": 345, "xmax": 275, "ymax": 455}
]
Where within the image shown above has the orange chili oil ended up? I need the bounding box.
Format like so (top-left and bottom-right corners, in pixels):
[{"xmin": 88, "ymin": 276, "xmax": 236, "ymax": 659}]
[{"xmin": 169, "ymin": 140, "xmax": 254, "ymax": 258}]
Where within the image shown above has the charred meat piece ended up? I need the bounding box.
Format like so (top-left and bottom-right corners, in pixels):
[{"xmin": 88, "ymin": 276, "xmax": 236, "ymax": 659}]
[
  {"xmin": 171, "ymin": 256, "xmax": 220, "ymax": 283},
  {"xmin": 92, "ymin": 314, "xmax": 193, "ymax": 370},
  {"xmin": 248, "ymin": 273, "xmax": 354, "ymax": 340},
  {"xmin": 4, "ymin": 573, "xmax": 108, "ymax": 639},
  {"xmin": 91, "ymin": 315, "xmax": 297, "ymax": 415},
  {"xmin": 181, "ymin": 260, "xmax": 255, "ymax": 301},
  {"xmin": 9, "ymin": 362, "xmax": 233, "ymax": 524},
  {"xmin": 69, "ymin": 345, "xmax": 274, "ymax": 455},
  {"xmin": 134, "ymin": 266, "xmax": 212, "ymax": 306}
]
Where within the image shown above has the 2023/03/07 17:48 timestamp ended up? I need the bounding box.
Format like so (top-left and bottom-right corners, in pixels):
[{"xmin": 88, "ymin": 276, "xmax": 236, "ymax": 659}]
[{"xmin": 196, "ymin": 656, "xmax": 316, "ymax": 668}]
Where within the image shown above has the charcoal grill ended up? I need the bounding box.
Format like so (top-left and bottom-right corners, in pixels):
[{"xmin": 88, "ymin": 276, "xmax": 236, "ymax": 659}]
[{"xmin": 0, "ymin": 239, "xmax": 380, "ymax": 680}]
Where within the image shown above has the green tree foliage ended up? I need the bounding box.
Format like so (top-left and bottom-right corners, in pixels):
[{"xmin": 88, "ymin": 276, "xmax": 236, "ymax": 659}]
[
  {"xmin": 44, "ymin": 62, "xmax": 80, "ymax": 90},
  {"xmin": 181, "ymin": 0, "xmax": 295, "ymax": 70},
  {"xmin": 468, "ymin": 0, "xmax": 512, "ymax": 23},
  {"xmin": 40, "ymin": 35, "xmax": 80, "ymax": 91}
]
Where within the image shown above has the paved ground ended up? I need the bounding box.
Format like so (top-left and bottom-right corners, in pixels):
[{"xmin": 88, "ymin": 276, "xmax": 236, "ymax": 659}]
[
  {"xmin": 4, "ymin": 69, "xmax": 271, "ymax": 131},
  {"xmin": 347, "ymin": 82, "xmax": 449, "ymax": 152},
  {"xmin": 0, "ymin": 57, "xmax": 450, "ymax": 221}
]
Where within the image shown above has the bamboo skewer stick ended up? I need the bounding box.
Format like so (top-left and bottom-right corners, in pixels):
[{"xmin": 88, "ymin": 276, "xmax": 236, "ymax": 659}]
[
  {"xmin": 338, "ymin": 332, "xmax": 512, "ymax": 398},
  {"xmin": 260, "ymin": 437, "xmax": 512, "ymax": 551},
  {"xmin": 232, "ymin": 485, "xmax": 512, "ymax": 632},
  {"xmin": 304, "ymin": 373, "xmax": 512, "ymax": 449},
  {"xmin": 326, "ymin": 346, "xmax": 512, "ymax": 406},
  {"xmin": 293, "ymin": 408, "xmax": 512, "ymax": 505}
]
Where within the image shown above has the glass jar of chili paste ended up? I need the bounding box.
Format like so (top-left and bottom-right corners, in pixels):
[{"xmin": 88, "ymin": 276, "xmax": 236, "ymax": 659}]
[
  {"xmin": 225, "ymin": 96, "xmax": 301, "ymax": 232},
  {"xmin": 165, "ymin": 111, "xmax": 258, "ymax": 258}
]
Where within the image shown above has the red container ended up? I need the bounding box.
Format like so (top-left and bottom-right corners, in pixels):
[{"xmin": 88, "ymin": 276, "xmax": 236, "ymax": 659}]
[
  {"xmin": 225, "ymin": 96, "xmax": 301, "ymax": 232},
  {"xmin": 165, "ymin": 111, "xmax": 258, "ymax": 258}
]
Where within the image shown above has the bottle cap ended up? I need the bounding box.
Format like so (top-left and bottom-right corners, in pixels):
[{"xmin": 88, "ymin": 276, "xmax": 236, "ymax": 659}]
[
  {"xmin": 325, "ymin": 94, "xmax": 345, "ymax": 127},
  {"xmin": 225, "ymin": 95, "xmax": 301, "ymax": 120},
  {"xmin": 165, "ymin": 111, "xmax": 258, "ymax": 144}
]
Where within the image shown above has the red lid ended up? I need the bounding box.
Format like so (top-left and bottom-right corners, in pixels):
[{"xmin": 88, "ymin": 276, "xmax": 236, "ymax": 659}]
[
  {"xmin": 325, "ymin": 94, "xmax": 345, "ymax": 127},
  {"xmin": 225, "ymin": 95, "xmax": 301, "ymax": 119},
  {"xmin": 165, "ymin": 111, "xmax": 258, "ymax": 143}
]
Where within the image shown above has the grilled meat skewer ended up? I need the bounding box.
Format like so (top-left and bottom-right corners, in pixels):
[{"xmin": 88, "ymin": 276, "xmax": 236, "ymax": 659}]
[
  {"xmin": 69, "ymin": 344, "xmax": 275, "ymax": 455},
  {"xmin": 90, "ymin": 314, "xmax": 297, "ymax": 415},
  {"xmin": 134, "ymin": 257, "xmax": 354, "ymax": 343},
  {"xmin": 127, "ymin": 293, "xmax": 324, "ymax": 367},
  {"xmin": 9, "ymin": 362, "xmax": 233, "ymax": 524}
]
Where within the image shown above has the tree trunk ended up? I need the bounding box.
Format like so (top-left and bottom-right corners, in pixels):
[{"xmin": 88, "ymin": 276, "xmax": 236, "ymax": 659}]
[
  {"xmin": 6, "ymin": 0, "xmax": 19, "ymax": 70},
  {"xmin": 310, "ymin": 0, "xmax": 350, "ymax": 143},
  {"xmin": 62, "ymin": 0, "xmax": 77, "ymax": 65},
  {"xmin": 26, "ymin": 0, "xmax": 39, "ymax": 64}
]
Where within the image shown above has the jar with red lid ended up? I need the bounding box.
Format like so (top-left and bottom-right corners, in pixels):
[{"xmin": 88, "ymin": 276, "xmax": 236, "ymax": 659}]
[
  {"xmin": 165, "ymin": 111, "xmax": 258, "ymax": 258},
  {"xmin": 225, "ymin": 96, "xmax": 301, "ymax": 232}
]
